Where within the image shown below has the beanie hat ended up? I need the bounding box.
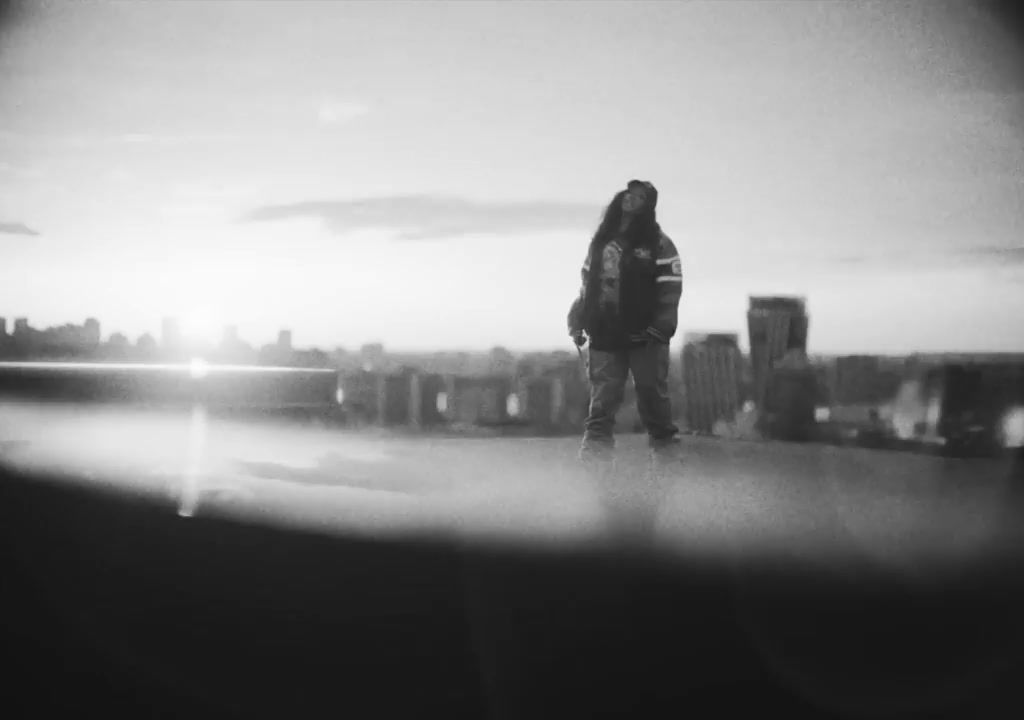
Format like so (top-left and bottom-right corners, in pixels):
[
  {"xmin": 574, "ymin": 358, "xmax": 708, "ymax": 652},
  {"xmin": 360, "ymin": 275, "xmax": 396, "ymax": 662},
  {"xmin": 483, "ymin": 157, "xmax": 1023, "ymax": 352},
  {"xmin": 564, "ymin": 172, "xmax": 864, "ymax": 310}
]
[{"xmin": 627, "ymin": 179, "xmax": 658, "ymax": 210}]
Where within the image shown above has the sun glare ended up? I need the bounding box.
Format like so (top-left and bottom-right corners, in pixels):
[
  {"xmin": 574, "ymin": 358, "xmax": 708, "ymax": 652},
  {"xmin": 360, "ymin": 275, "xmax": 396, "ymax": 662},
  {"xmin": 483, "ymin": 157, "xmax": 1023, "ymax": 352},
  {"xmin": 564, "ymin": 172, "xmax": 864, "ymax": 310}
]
[{"xmin": 189, "ymin": 358, "xmax": 210, "ymax": 379}]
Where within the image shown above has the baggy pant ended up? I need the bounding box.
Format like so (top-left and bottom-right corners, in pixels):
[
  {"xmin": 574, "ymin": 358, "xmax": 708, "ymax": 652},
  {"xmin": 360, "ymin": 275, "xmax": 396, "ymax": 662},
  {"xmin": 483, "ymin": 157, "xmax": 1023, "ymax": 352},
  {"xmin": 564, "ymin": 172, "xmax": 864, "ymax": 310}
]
[{"xmin": 581, "ymin": 342, "xmax": 679, "ymax": 454}]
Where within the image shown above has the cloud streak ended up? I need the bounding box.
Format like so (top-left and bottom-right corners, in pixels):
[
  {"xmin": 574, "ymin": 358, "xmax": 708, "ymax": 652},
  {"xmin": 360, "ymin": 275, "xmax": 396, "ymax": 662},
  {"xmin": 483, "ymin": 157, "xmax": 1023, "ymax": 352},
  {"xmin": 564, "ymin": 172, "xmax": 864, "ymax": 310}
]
[
  {"xmin": 242, "ymin": 195, "xmax": 602, "ymax": 240},
  {"xmin": 0, "ymin": 222, "xmax": 40, "ymax": 236},
  {"xmin": 810, "ymin": 243, "xmax": 1024, "ymax": 275},
  {"xmin": 962, "ymin": 245, "xmax": 1024, "ymax": 264}
]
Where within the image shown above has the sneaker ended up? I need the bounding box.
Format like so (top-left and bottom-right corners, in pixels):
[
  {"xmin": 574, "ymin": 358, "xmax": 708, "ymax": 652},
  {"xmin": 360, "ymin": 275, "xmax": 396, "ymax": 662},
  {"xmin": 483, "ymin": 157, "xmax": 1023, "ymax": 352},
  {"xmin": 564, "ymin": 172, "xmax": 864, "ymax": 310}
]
[
  {"xmin": 649, "ymin": 435, "xmax": 684, "ymax": 465},
  {"xmin": 649, "ymin": 434, "xmax": 682, "ymax": 450},
  {"xmin": 578, "ymin": 445, "xmax": 614, "ymax": 465},
  {"xmin": 579, "ymin": 434, "xmax": 614, "ymax": 459}
]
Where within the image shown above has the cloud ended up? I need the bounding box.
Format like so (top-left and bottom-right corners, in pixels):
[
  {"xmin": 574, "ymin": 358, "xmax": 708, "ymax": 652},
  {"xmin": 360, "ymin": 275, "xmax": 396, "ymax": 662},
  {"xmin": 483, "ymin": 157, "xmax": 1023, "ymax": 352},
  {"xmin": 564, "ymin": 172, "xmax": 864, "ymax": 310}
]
[
  {"xmin": 814, "ymin": 240, "xmax": 1024, "ymax": 273},
  {"xmin": 0, "ymin": 222, "xmax": 39, "ymax": 236},
  {"xmin": 242, "ymin": 195, "xmax": 602, "ymax": 240},
  {"xmin": 317, "ymin": 99, "xmax": 370, "ymax": 126},
  {"xmin": 962, "ymin": 245, "xmax": 1024, "ymax": 264}
]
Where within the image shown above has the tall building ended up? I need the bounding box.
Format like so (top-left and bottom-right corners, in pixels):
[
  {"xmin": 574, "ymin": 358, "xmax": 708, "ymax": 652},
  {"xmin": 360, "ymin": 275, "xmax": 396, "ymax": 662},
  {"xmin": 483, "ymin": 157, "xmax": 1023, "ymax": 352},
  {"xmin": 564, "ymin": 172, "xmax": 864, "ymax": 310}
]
[
  {"xmin": 682, "ymin": 332, "xmax": 743, "ymax": 434},
  {"xmin": 217, "ymin": 325, "xmax": 256, "ymax": 363},
  {"xmin": 277, "ymin": 329, "xmax": 293, "ymax": 351},
  {"xmin": 0, "ymin": 316, "xmax": 7, "ymax": 338},
  {"xmin": 832, "ymin": 355, "xmax": 904, "ymax": 407},
  {"xmin": 11, "ymin": 318, "xmax": 32, "ymax": 355},
  {"xmin": 760, "ymin": 360, "xmax": 819, "ymax": 442},
  {"xmin": 747, "ymin": 296, "xmax": 809, "ymax": 409},
  {"xmin": 359, "ymin": 342, "xmax": 385, "ymax": 371},
  {"xmin": 83, "ymin": 318, "xmax": 101, "ymax": 347},
  {"xmin": 896, "ymin": 361, "xmax": 1024, "ymax": 455}
]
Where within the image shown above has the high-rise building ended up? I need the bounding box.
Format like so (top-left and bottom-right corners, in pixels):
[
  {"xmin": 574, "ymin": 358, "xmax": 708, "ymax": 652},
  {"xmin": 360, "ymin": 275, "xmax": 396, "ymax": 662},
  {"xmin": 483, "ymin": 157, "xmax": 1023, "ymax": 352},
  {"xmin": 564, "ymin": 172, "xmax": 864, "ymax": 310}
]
[
  {"xmin": 906, "ymin": 361, "xmax": 1024, "ymax": 455},
  {"xmin": 83, "ymin": 318, "xmax": 101, "ymax": 347},
  {"xmin": 832, "ymin": 355, "xmax": 904, "ymax": 406},
  {"xmin": 11, "ymin": 318, "xmax": 32, "ymax": 355},
  {"xmin": 217, "ymin": 325, "xmax": 256, "ymax": 363},
  {"xmin": 760, "ymin": 360, "xmax": 819, "ymax": 442},
  {"xmin": 682, "ymin": 332, "xmax": 743, "ymax": 434},
  {"xmin": 359, "ymin": 342, "xmax": 385, "ymax": 371},
  {"xmin": 747, "ymin": 296, "xmax": 809, "ymax": 409},
  {"xmin": 278, "ymin": 330, "xmax": 293, "ymax": 352}
]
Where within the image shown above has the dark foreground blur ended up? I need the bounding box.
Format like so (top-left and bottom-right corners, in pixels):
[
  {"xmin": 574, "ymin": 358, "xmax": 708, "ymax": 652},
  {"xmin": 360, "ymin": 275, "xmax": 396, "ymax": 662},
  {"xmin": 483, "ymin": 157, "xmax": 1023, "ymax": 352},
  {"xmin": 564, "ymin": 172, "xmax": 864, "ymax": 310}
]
[
  {"xmin": 2, "ymin": 407, "xmax": 1024, "ymax": 718},
  {"xmin": 2, "ymin": 358, "xmax": 1023, "ymax": 718}
]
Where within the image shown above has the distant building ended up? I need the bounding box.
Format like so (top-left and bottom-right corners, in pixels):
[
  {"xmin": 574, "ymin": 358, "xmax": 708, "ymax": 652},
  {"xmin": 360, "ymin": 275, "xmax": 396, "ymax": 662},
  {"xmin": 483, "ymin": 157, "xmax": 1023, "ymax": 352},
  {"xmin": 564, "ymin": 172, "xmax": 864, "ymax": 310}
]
[
  {"xmin": 277, "ymin": 329, "xmax": 293, "ymax": 352},
  {"xmin": 682, "ymin": 332, "xmax": 744, "ymax": 434},
  {"xmin": 760, "ymin": 360, "xmax": 820, "ymax": 442},
  {"xmin": 83, "ymin": 318, "xmax": 101, "ymax": 347},
  {"xmin": 881, "ymin": 361, "xmax": 1024, "ymax": 455},
  {"xmin": 831, "ymin": 355, "xmax": 904, "ymax": 407},
  {"xmin": 291, "ymin": 348, "xmax": 331, "ymax": 368},
  {"xmin": 359, "ymin": 342, "xmax": 385, "ymax": 371},
  {"xmin": 12, "ymin": 318, "xmax": 33, "ymax": 355},
  {"xmin": 215, "ymin": 325, "xmax": 255, "ymax": 363},
  {"xmin": 747, "ymin": 296, "xmax": 809, "ymax": 409},
  {"xmin": 514, "ymin": 356, "xmax": 589, "ymax": 434},
  {"xmin": 103, "ymin": 332, "xmax": 130, "ymax": 359},
  {"xmin": 488, "ymin": 346, "xmax": 517, "ymax": 376},
  {"xmin": 136, "ymin": 333, "xmax": 158, "ymax": 358}
]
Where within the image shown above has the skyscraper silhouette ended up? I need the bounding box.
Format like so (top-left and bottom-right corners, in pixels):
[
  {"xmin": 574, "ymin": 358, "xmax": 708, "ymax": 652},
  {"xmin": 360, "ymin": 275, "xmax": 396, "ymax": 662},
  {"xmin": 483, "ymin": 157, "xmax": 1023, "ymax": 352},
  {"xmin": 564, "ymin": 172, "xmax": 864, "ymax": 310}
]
[
  {"xmin": 747, "ymin": 296, "xmax": 809, "ymax": 409},
  {"xmin": 682, "ymin": 332, "xmax": 744, "ymax": 434}
]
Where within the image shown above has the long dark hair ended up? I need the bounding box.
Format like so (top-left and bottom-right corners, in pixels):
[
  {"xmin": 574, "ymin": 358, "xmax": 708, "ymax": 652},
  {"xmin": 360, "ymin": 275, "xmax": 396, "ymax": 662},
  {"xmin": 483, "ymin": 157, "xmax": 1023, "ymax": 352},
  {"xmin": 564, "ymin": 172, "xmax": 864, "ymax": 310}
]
[
  {"xmin": 587, "ymin": 189, "xmax": 661, "ymax": 258},
  {"xmin": 582, "ymin": 189, "xmax": 661, "ymax": 320}
]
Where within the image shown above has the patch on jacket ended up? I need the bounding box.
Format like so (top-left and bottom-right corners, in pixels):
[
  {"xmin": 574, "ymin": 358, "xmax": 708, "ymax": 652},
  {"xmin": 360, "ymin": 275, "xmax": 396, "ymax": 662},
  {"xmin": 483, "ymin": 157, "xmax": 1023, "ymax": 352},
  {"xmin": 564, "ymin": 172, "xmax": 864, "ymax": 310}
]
[{"xmin": 633, "ymin": 247, "xmax": 652, "ymax": 260}]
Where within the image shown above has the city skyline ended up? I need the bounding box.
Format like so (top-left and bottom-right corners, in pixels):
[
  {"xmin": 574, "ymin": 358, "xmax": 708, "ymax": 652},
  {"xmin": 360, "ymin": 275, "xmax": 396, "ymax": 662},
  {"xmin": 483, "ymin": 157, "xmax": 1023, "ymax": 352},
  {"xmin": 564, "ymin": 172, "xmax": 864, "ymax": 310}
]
[
  {"xmin": 6, "ymin": 311, "xmax": 1024, "ymax": 369},
  {"xmin": 2, "ymin": 1, "xmax": 1023, "ymax": 354}
]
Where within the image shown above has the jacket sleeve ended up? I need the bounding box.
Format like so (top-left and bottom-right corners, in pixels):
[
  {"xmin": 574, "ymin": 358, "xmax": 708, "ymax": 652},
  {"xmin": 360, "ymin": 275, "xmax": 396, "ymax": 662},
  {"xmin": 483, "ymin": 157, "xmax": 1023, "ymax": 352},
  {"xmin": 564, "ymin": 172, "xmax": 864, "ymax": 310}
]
[
  {"xmin": 645, "ymin": 233, "xmax": 683, "ymax": 343},
  {"xmin": 566, "ymin": 251, "xmax": 591, "ymax": 336}
]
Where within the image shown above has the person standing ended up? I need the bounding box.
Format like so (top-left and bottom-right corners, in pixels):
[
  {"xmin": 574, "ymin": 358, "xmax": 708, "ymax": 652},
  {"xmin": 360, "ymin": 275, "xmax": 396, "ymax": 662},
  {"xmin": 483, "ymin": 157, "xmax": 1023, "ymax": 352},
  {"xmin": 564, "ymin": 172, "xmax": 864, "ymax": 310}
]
[{"xmin": 567, "ymin": 179, "xmax": 684, "ymax": 465}]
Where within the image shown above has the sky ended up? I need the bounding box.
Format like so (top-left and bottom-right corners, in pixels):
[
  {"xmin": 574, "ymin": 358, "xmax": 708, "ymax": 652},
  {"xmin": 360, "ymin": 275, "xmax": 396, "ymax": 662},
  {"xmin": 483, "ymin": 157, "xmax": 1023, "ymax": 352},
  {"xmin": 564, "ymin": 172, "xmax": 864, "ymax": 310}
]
[{"xmin": 0, "ymin": 0, "xmax": 1022, "ymax": 354}]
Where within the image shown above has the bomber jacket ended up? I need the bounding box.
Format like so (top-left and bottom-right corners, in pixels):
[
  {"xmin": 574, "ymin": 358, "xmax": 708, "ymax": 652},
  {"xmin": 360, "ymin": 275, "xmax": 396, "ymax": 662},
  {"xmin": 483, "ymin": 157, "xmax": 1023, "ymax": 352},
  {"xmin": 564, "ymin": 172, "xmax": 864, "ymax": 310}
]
[{"xmin": 567, "ymin": 230, "xmax": 683, "ymax": 351}]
